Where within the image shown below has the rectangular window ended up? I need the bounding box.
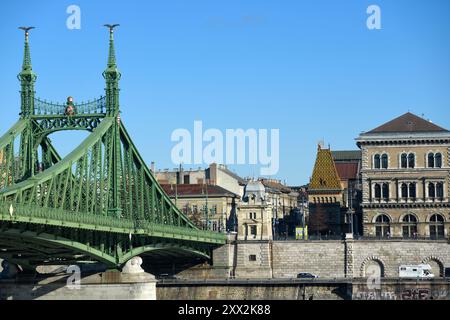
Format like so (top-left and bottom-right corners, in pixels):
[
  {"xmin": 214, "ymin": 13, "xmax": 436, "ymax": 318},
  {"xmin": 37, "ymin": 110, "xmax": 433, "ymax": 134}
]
[
  {"xmin": 184, "ymin": 175, "xmax": 190, "ymax": 184},
  {"xmin": 249, "ymin": 255, "xmax": 257, "ymax": 262},
  {"xmin": 250, "ymin": 225, "xmax": 257, "ymax": 236}
]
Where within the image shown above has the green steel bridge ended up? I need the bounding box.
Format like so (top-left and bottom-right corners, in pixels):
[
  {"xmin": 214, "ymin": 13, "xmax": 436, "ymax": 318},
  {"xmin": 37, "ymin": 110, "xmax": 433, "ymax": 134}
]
[{"xmin": 0, "ymin": 26, "xmax": 225, "ymax": 272}]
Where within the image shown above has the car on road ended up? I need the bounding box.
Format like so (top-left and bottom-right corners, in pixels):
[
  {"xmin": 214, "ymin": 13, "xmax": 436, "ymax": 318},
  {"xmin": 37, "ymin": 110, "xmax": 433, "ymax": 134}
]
[
  {"xmin": 297, "ymin": 272, "xmax": 319, "ymax": 279},
  {"xmin": 399, "ymin": 265, "xmax": 435, "ymax": 279},
  {"xmin": 157, "ymin": 273, "xmax": 178, "ymax": 280}
]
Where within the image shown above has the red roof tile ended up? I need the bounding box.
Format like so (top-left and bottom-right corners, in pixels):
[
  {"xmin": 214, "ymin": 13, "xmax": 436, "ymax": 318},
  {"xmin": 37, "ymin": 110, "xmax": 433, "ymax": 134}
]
[
  {"xmin": 367, "ymin": 112, "xmax": 448, "ymax": 134},
  {"xmin": 334, "ymin": 162, "xmax": 359, "ymax": 180},
  {"xmin": 161, "ymin": 184, "xmax": 237, "ymax": 197}
]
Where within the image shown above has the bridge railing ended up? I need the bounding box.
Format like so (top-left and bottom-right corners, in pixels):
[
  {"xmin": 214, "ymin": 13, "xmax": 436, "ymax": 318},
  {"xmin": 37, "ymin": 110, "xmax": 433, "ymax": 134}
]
[
  {"xmin": 33, "ymin": 96, "xmax": 106, "ymax": 115},
  {"xmin": 0, "ymin": 202, "xmax": 225, "ymax": 244}
]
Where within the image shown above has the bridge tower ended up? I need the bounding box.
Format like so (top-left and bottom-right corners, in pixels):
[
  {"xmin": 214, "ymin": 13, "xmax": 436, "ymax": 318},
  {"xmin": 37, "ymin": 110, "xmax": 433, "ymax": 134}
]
[
  {"xmin": 17, "ymin": 27, "xmax": 37, "ymax": 179},
  {"xmin": 18, "ymin": 27, "xmax": 37, "ymax": 118},
  {"xmin": 103, "ymin": 24, "xmax": 123, "ymax": 219}
]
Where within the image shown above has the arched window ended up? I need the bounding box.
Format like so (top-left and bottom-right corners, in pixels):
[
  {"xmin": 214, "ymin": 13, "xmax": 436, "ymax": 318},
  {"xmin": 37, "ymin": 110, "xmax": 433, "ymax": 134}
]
[
  {"xmin": 382, "ymin": 183, "xmax": 389, "ymax": 201},
  {"xmin": 402, "ymin": 214, "xmax": 418, "ymax": 238},
  {"xmin": 409, "ymin": 183, "xmax": 416, "ymax": 199},
  {"xmin": 428, "ymin": 153, "xmax": 435, "ymax": 168},
  {"xmin": 375, "ymin": 214, "xmax": 391, "ymax": 238},
  {"xmin": 428, "ymin": 183, "xmax": 436, "ymax": 199},
  {"xmin": 401, "ymin": 183, "xmax": 408, "ymax": 199},
  {"xmin": 429, "ymin": 214, "xmax": 445, "ymax": 239},
  {"xmin": 435, "ymin": 153, "xmax": 442, "ymax": 168},
  {"xmin": 401, "ymin": 153, "xmax": 408, "ymax": 168},
  {"xmin": 436, "ymin": 182, "xmax": 444, "ymax": 199},
  {"xmin": 381, "ymin": 154, "xmax": 388, "ymax": 169},
  {"xmin": 374, "ymin": 184, "xmax": 381, "ymax": 200},
  {"xmin": 374, "ymin": 154, "xmax": 381, "ymax": 169},
  {"xmin": 408, "ymin": 153, "xmax": 415, "ymax": 168}
]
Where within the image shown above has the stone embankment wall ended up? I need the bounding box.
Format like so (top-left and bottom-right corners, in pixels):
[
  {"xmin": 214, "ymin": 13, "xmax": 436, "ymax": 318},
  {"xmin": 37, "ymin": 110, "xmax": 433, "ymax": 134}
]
[{"xmin": 178, "ymin": 237, "xmax": 450, "ymax": 280}]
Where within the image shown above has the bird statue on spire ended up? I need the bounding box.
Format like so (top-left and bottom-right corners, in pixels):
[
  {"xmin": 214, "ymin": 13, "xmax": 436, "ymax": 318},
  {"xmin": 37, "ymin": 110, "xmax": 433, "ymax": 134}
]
[
  {"xmin": 18, "ymin": 26, "xmax": 35, "ymax": 37},
  {"xmin": 104, "ymin": 24, "xmax": 120, "ymax": 33}
]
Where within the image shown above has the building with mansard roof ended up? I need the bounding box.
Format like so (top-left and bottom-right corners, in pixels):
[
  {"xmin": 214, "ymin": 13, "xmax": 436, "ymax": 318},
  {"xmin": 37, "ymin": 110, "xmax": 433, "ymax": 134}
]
[{"xmin": 356, "ymin": 112, "xmax": 450, "ymax": 239}]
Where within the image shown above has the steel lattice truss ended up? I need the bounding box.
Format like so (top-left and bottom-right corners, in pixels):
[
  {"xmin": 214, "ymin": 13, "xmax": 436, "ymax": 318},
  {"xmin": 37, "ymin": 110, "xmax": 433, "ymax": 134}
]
[{"xmin": 0, "ymin": 27, "xmax": 225, "ymax": 270}]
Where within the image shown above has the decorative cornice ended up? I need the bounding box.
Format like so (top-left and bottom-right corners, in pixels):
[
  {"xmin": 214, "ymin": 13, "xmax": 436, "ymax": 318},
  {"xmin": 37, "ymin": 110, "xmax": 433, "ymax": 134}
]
[
  {"xmin": 356, "ymin": 133, "xmax": 450, "ymax": 147},
  {"xmin": 363, "ymin": 202, "xmax": 450, "ymax": 209}
]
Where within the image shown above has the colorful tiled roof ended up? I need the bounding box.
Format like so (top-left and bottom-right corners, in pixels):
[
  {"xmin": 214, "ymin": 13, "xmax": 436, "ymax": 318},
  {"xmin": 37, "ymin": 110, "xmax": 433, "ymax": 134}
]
[
  {"xmin": 309, "ymin": 146, "xmax": 342, "ymax": 191},
  {"xmin": 367, "ymin": 112, "xmax": 448, "ymax": 134}
]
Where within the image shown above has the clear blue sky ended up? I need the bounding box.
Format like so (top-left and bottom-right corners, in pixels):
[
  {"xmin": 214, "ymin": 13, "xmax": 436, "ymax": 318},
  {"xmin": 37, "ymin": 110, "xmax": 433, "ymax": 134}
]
[{"xmin": 0, "ymin": 0, "xmax": 449, "ymax": 185}]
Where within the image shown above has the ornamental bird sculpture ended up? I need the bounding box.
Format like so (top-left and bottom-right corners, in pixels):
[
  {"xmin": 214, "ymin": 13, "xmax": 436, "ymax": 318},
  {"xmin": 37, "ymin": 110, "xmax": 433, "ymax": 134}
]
[
  {"xmin": 18, "ymin": 26, "xmax": 35, "ymax": 37},
  {"xmin": 104, "ymin": 24, "xmax": 120, "ymax": 32},
  {"xmin": 18, "ymin": 26, "xmax": 35, "ymax": 32}
]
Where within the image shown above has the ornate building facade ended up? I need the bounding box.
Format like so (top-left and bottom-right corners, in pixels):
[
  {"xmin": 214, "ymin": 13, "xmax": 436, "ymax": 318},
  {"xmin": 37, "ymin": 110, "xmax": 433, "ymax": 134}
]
[
  {"xmin": 356, "ymin": 112, "xmax": 450, "ymax": 238},
  {"xmin": 237, "ymin": 180, "xmax": 273, "ymax": 241}
]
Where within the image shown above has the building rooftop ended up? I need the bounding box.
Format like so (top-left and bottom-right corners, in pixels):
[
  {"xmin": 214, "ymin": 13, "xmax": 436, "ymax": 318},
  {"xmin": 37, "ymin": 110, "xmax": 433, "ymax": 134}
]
[
  {"xmin": 215, "ymin": 165, "xmax": 246, "ymax": 185},
  {"xmin": 332, "ymin": 150, "xmax": 361, "ymax": 162},
  {"xmin": 334, "ymin": 162, "xmax": 360, "ymax": 180},
  {"xmin": 161, "ymin": 184, "xmax": 238, "ymax": 198},
  {"xmin": 366, "ymin": 112, "xmax": 448, "ymax": 134},
  {"xmin": 259, "ymin": 179, "xmax": 293, "ymax": 193},
  {"xmin": 309, "ymin": 146, "xmax": 342, "ymax": 191}
]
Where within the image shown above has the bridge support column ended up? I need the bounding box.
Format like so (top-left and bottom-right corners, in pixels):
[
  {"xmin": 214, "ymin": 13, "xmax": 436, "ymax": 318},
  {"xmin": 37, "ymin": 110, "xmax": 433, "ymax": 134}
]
[
  {"xmin": 0, "ymin": 260, "xmax": 22, "ymax": 279},
  {"xmin": 344, "ymin": 234, "xmax": 355, "ymax": 279},
  {"xmin": 0, "ymin": 257, "xmax": 157, "ymax": 300}
]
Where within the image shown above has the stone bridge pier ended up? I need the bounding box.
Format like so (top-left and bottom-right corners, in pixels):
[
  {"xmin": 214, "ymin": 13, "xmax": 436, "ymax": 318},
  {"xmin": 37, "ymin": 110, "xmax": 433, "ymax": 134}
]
[{"xmin": 0, "ymin": 257, "xmax": 157, "ymax": 300}]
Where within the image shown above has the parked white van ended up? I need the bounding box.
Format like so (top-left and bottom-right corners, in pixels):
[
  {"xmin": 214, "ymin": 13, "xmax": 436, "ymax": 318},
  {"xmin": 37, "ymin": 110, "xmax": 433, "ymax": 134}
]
[{"xmin": 399, "ymin": 264, "xmax": 435, "ymax": 279}]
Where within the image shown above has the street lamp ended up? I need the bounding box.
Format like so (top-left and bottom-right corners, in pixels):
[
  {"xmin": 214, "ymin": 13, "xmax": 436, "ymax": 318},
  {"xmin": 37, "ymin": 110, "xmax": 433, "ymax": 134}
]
[
  {"xmin": 346, "ymin": 186, "xmax": 355, "ymax": 236},
  {"xmin": 301, "ymin": 195, "xmax": 306, "ymax": 240}
]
